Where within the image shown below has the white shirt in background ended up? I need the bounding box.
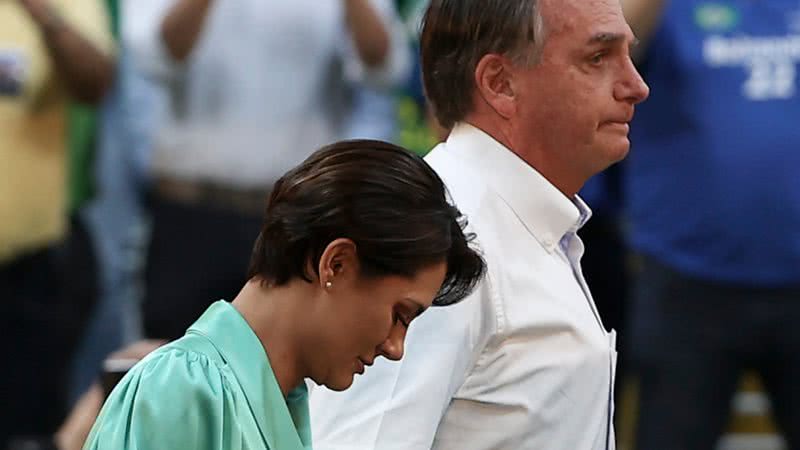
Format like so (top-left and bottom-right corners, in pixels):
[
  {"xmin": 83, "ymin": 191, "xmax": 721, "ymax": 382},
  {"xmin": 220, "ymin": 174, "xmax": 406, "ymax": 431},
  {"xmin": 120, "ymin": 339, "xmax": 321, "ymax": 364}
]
[{"xmin": 123, "ymin": 0, "xmax": 410, "ymax": 188}]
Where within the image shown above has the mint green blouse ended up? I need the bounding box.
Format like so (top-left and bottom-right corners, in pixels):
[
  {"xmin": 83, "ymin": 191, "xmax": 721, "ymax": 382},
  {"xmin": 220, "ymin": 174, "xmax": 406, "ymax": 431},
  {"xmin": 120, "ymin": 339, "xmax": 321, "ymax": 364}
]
[{"xmin": 84, "ymin": 301, "xmax": 312, "ymax": 450}]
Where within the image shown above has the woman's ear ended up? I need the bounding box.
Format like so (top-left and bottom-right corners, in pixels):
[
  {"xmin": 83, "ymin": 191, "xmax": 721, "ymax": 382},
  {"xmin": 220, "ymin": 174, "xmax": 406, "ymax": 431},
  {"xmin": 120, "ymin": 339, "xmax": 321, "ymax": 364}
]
[
  {"xmin": 317, "ymin": 238, "xmax": 359, "ymax": 290},
  {"xmin": 474, "ymin": 53, "xmax": 517, "ymax": 120}
]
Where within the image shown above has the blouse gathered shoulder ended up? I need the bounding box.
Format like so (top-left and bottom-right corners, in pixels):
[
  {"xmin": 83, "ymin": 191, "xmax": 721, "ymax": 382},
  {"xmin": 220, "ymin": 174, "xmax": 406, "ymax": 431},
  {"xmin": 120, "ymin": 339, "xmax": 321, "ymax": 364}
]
[{"xmin": 84, "ymin": 301, "xmax": 312, "ymax": 450}]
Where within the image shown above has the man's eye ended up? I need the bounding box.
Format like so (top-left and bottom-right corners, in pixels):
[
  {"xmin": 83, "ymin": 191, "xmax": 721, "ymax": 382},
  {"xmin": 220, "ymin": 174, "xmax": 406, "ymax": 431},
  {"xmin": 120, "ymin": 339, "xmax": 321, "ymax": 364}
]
[{"xmin": 589, "ymin": 52, "xmax": 607, "ymax": 65}]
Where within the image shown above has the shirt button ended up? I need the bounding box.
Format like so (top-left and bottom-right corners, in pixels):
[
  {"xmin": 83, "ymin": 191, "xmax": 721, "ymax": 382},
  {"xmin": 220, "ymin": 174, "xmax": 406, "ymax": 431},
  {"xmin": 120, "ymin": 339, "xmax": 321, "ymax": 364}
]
[{"xmin": 542, "ymin": 234, "xmax": 554, "ymax": 247}]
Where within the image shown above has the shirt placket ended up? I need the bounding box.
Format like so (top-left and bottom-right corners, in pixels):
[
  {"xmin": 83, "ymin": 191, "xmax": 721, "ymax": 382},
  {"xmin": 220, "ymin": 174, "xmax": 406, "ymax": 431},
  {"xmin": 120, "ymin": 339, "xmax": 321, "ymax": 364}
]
[
  {"xmin": 560, "ymin": 230, "xmax": 617, "ymax": 450},
  {"xmin": 559, "ymin": 231, "xmax": 605, "ymax": 331}
]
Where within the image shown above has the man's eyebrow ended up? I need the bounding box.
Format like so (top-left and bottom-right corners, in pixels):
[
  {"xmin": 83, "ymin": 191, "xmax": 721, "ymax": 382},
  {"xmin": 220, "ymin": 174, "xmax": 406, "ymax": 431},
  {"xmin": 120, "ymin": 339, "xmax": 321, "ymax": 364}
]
[
  {"xmin": 587, "ymin": 32, "xmax": 640, "ymax": 49},
  {"xmin": 587, "ymin": 32, "xmax": 629, "ymax": 45},
  {"xmin": 588, "ymin": 32, "xmax": 623, "ymax": 44}
]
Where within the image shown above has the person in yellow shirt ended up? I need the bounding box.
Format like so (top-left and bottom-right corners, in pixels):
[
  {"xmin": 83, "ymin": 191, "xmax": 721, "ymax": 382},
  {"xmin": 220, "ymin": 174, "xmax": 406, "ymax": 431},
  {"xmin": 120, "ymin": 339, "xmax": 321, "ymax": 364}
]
[{"xmin": 0, "ymin": 0, "xmax": 114, "ymax": 447}]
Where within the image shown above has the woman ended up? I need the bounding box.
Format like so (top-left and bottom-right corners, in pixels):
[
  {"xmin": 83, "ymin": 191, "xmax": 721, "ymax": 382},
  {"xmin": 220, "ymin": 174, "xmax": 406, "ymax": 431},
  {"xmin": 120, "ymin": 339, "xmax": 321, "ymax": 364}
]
[{"xmin": 83, "ymin": 140, "xmax": 485, "ymax": 449}]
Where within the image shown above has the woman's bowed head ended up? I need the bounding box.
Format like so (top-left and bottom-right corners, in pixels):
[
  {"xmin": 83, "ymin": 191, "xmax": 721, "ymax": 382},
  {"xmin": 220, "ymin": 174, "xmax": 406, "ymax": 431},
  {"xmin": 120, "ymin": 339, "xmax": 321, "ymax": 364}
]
[{"xmin": 233, "ymin": 140, "xmax": 486, "ymax": 395}]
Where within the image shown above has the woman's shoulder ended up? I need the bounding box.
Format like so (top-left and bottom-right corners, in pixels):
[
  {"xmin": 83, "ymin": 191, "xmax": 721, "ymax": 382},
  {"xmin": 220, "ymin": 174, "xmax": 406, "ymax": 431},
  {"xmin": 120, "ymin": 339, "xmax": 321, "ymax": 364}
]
[
  {"xmin": 132, "ymin": 332, "xmax": 230, "ymax": 383},
  {"xmin": 84, "ymin": 335, "xmax": 238, "ymax": 449}
]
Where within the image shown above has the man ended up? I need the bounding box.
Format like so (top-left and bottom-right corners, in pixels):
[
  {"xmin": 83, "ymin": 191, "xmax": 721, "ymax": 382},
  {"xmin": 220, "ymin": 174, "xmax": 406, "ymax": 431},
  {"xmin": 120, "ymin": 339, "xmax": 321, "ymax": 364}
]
[
  {"xmin": 0, "ymin": 0, "xmax": 114, "ymax": 446},
  {"xmin": 622, "ymin": 0, "xmax": 800, "ymax": 448},
  {"xmin": 309, "ymin": 0, "xmax": 649, "ymax": 449}
]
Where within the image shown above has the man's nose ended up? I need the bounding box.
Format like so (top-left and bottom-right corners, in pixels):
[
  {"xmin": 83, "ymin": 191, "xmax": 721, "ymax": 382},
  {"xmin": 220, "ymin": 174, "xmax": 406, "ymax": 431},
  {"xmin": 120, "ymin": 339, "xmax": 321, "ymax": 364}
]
[{"xmin": 615, "ymin": 57, "xmax": 650, "ymax": 104}]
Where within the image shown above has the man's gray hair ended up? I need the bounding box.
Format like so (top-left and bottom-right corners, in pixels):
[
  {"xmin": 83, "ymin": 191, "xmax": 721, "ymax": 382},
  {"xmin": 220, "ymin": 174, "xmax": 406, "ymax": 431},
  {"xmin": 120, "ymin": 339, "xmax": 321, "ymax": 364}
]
[{"xmin": 420, "ymin": 0, "xmax": 546, "ymax": 129}]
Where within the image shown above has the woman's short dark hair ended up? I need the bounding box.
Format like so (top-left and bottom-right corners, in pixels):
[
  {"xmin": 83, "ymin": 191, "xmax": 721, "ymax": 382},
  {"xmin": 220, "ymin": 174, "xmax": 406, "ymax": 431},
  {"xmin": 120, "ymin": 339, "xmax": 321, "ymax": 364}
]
[
  {"xmin": 248, "ymin": 140, "xmax": 485, "ymax": 306},
  {"xmin": 420, "ymin": 0, "xmax": 543, "ymax": 129}
]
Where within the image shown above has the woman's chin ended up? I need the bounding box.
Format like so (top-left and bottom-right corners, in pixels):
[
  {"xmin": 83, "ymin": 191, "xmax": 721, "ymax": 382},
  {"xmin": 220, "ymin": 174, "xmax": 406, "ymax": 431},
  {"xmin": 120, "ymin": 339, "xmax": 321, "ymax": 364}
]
[{"xmin": 322, "ymin": 374, "xmax": 355, "ymax": 392}]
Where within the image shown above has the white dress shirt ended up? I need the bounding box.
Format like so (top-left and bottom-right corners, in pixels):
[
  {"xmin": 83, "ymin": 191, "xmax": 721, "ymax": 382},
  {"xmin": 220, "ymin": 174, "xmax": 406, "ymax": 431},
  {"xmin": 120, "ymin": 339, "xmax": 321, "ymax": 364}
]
[
  {"xmin": 123, "ymin": 0, "xmax": 410, "ymax": 187},
  {"xmin": 309, "ymin": 123, "xmax": 618, "ymax": 450}
]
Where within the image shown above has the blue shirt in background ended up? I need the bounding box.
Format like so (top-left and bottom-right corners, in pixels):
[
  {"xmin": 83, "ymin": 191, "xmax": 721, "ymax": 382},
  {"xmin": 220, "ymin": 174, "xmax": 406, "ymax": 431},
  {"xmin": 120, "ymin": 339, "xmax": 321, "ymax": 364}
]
[{"xmin": 626, "ymin": 0, "xmax": 800, "ymax": 286}]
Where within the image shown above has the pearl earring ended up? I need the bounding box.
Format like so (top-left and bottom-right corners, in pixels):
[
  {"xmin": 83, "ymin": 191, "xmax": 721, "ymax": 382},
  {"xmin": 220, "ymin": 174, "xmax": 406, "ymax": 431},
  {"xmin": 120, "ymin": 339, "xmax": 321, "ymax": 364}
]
[{"xmin": 325, "ymin": 281, "xmax": 333, "ymax": 289}]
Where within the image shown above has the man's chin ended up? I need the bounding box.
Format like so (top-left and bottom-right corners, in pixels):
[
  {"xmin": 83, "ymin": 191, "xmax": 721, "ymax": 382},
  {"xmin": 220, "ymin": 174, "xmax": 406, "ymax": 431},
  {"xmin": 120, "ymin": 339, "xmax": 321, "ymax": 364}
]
[
  {"xmin": 591, "ymin": 141, "xmax": 630, "ymax": 176},
  {"xmin": 606, "ymin": 139, "xmax": 631, "ymax": 163}
]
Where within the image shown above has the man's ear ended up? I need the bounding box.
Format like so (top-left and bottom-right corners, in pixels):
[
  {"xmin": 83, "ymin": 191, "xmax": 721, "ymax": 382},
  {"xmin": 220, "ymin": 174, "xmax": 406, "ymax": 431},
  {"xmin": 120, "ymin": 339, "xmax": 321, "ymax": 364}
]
[
  {"xmin": 316, "ymin": 238, "xmax": 360, "ymax": 290},
  {"xmin": 474, "ymin": 53, "xmax": 517, "ymax": 119}
]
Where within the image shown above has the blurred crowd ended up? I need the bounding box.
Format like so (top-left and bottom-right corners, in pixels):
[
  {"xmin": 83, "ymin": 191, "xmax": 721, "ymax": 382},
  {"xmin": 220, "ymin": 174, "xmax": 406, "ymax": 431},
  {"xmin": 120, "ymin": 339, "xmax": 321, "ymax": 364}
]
[{"xmin": 1, "ymin": 0, "xmax": 798, "ymax": 449}]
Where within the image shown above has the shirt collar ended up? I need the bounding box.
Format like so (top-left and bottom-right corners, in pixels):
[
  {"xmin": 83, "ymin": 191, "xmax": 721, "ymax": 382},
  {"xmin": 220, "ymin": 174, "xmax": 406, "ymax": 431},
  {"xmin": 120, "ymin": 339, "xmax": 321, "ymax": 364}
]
[
  {"xmin": 445, "ymin": 122, "xmax": 592, "ymax": 253},
  {"xmin": 188, "ymin": 301, "xmax": 311, "ymax": 450}
]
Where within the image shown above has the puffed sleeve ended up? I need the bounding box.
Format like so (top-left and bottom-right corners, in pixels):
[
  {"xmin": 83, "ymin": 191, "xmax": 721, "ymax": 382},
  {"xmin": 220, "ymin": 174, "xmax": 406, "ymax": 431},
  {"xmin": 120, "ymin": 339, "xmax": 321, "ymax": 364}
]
[{"xmin": 83, "ymin": 347, "xmax": 243, "ymax": 450}]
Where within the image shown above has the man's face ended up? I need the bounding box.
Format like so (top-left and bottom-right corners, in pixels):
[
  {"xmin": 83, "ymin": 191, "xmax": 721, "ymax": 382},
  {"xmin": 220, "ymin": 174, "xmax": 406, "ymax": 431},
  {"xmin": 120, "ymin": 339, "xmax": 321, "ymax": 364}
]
[{"xmin": 512, "ymin": 0, "xmax": 649, "ymax": 183}]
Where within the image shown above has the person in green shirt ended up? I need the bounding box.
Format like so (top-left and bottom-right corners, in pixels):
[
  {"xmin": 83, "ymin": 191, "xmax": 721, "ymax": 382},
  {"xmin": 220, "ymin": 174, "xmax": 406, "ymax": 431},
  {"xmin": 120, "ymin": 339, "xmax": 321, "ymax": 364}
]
[{"xmin": 83, "ymin": 139, "xmax": 486, "ymax": 450}]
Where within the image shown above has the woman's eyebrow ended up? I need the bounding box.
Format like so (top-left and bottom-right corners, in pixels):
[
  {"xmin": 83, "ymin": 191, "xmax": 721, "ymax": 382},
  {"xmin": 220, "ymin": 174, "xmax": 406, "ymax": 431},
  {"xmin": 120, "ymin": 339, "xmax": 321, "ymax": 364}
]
[{"xmin": 404, "ymin": 299, "xmax": 428, "ymax": 318}]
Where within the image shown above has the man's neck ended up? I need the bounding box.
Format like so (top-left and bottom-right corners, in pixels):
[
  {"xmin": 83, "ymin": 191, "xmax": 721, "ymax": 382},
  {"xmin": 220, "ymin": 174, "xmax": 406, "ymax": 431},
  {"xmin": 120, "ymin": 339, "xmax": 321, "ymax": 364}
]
[{"xmin": 461, "ymin": 118, "xmax": 584, "ymax": 198}]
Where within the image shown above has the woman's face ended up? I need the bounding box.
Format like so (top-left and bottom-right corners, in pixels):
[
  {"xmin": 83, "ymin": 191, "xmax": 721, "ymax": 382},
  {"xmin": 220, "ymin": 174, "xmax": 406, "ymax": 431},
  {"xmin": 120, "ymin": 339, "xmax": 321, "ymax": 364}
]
[{"xmin": 310, "ymin": 261, "xmax": 447, "ymax": 391}]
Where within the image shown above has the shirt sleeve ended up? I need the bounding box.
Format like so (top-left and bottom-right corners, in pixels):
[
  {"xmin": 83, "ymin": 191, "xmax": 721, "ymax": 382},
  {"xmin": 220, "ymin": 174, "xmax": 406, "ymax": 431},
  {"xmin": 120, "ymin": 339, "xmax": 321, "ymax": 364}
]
[
  {"xmin": 339, "ymin": 0, "xmax": 412, "ymax": 89},
  {"xmin": 83, "ymin": 348, "xmax": 236, "ymax": 450},
  {"xmin": 309, "ymin": 279, "xmax": 497, "ymax": 450},
  {"xmin": 121, "ymin": 0, "xmax": 181, "ymax": 80},
  {"xmin": 56, "ymin": 0, "xmax": 115, "ymax": 56}
]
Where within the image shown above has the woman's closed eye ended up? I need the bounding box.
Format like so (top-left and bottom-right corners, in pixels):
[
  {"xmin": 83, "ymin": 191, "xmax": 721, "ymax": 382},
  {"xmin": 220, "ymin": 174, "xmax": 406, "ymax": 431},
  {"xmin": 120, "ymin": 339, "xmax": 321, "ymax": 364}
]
[{"xmin": 394, "ymin": 312, "xmax": 411, "ymax": 328}]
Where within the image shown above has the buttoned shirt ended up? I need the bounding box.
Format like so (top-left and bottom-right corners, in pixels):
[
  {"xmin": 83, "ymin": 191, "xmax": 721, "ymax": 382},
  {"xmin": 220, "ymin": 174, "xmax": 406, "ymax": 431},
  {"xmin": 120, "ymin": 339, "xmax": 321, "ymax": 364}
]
[
  {"xmin": 309, "ymin": 123, "xmax": 618, "ymax": 450},
  {"xmin": 125, "ymin": 0, "xmax": 410, "ymax": 188},
  {"xmin": 84, "ymin": 301, "xmax": 312, "ymax": 450}
]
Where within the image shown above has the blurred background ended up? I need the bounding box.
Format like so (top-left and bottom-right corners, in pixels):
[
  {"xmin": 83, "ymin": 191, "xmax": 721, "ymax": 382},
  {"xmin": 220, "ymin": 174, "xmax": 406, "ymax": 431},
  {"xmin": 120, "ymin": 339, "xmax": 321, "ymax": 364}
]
[{"xmin": 1, "ymin": 0, "xmax": 797, "ymax": 449}]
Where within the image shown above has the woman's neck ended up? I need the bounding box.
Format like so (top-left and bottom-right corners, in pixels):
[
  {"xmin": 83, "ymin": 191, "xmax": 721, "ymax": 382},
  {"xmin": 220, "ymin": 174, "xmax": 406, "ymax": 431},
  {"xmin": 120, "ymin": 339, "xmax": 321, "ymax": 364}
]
[{"xmin": 232, "ymin": 280, "xmax": 312, "ymax": 398}]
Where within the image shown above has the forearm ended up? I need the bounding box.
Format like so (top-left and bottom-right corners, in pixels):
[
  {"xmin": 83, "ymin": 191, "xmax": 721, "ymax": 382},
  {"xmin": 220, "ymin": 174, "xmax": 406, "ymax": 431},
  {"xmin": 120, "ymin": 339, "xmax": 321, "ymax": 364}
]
[
  {"xmin": 343, "ymin": 0, "xmax": 390, "ymax": 68},
  {"xmin": 30, "ymin": 7, "xmax": 114, "ymax": 104},
  {"xmin": 160, "ymin": 0, "xmax": 213, "ymax": 62},
  {"xmin": 54, "ymin": 383, "xmax": 104, "ymax": 450}
]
